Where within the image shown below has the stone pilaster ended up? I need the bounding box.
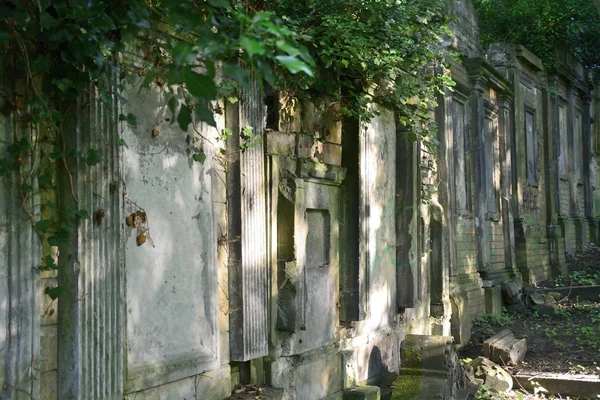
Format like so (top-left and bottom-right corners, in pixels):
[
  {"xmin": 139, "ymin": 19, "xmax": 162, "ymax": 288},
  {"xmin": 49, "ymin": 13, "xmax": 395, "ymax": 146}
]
[
  {"xmin": 228, "ymin": 75, "xmax": 269, "ymax": 361},
  {"xmin": 57, "ymin": 82, "xmax": 124, "ymax": 399}
]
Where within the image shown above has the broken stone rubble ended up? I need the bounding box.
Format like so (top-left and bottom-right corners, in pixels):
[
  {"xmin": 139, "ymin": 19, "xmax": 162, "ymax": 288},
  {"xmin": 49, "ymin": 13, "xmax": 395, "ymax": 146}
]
[
  {"xmin": 500, "ymin": 278, "xmax": 557, "ymax": 315},
  {"xmin": 470, "ymin": 357, "xmax": 513, "ymax": 393},
  {"xmin": 483, "ymin": 329, "xmax": 527, "ymax": 365}
]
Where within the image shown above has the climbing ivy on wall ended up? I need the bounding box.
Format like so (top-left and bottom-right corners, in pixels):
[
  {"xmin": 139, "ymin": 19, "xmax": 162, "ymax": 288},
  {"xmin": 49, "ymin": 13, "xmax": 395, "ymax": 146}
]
[
  {"xmin": 473, "ymin": 0, "xmax": 600, "ymax": 71},
  {"xmin": 270, "ymin": 0, "xmax": 453, "ymax": 142},
  {"xmin": 0, "ymin": 0, "xmax": 314, "ymax": 295},
  {"xmin": 0, "ymin": 0, "xmax": 453, "ymax": 298}
]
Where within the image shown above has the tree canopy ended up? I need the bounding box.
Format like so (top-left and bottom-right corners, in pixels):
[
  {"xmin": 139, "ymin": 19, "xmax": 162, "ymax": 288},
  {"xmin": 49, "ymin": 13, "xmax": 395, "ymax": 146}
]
[{"xmin": 473, "ymin": 0, "xmax": 600, "ymax": 71}]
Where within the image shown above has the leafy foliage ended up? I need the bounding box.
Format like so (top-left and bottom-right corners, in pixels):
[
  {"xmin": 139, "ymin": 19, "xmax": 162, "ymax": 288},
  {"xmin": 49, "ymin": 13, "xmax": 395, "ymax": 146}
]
[
  {"xmin": 270, "ymin": 0, "xmax": 453, "ymax": 141},
  {"xmin": 473, "ymin": 0, "xmax": 600, "ymax": 71},
  {"xmin": 1, "ymin": 0, "xmax": 455, "ymax": 300}
]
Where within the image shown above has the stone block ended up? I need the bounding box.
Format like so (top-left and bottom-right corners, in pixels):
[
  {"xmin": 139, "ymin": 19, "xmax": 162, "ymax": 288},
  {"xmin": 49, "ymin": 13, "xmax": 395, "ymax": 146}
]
[
  {"xmin": 450, "ymin": 293, "xmax": 471, "ymax": 347},
  {"xmin": 297, "ymin": 133, "xmax": 315, "ymax": 158},
  {"xmin": 501, "ymin": 278, "xmax": 523, "ymax": 304},
  {"xmin": 301, "ymin": 100, "xmax": 342, "ymax": 144},
  {"xmin": 218, "ymin": 297, "xmax": 230, "ymax": 332},
  {"xmin": 250, "ymin": 357, "xmax": 265, "ymax": 384},
  {"xmin": 40, "ymin": 325, "xmax": 57, "ymax": 373},
  {"xmin": 266, "ymin": 131, "xmax": 295, "ymax": 155},
  {"xmin": 527, "ymin": 290, "xmax": 557, "ymax": 315},
  {"xmin": 401, "ymin": 335, "xmax": 454, "ymax": 372},
  {"xmin": 324, "ymin": 119, "xmax": 342, "ymax": 145},
  {"xmin": 484, "ymin": 286, "xmax": 503, "ymax": 315},
  {"xmin": 343, "ymin": 385, "xmax": 380, "ymax": 400},
  {"xmin": 315, "ymin": 142, "xmax": 342, "ymax": 166},
  {"xmin": 296, "ymin": 355, "xmax": 343, "ymax": 400},
  {"xmin": 40, "ymin": 370, "xmax": 57, "ymax": 400},
  {"xmin": 220, "ymin": 331, "xmax": 230, "ymax": 364},
  {"xmin": 483, "ymin": 329, "xmax": 527, "ymax": 365},
  {"xmin": 276, "ymin": 261, "xmax": 300, "ymax": 333},
  {"xmin": 344, "ymin": 336, "xmax": 398, "ymax": 387},
  {"xmin": 124, "ymin": 365, "xmax": 231, "ymax": 400}
]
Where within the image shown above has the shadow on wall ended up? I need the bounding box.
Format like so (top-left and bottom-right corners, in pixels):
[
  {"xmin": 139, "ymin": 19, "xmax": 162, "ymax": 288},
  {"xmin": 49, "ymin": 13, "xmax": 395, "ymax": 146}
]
[{"xmin": 367, "ymin": 346, "xmax": 393, "ymax": 386}]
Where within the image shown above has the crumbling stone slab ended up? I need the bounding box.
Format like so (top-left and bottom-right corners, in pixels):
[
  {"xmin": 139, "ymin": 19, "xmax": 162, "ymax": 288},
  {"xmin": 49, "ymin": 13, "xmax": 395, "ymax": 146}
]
[
  {"xmin": 539, "ymin": 285, "xmax": 600, "ymax": 302},
  {"xmin": 526, "ymin": 290, "xmax": 557, "ymax": 315},
  {"xmin": 483, "ymin": 329, "xmax": 526, "ymax": 365},
  {"xmin": 470, "ymin": 357, "xmax": 513, "ymax": 393},
  {"xmin": 512, "ymin": 372, "xmax": 600, "ymax": 398},
  {"xmin": 501, "ymin": 278, "xmax": 523, "ymax": 304}
]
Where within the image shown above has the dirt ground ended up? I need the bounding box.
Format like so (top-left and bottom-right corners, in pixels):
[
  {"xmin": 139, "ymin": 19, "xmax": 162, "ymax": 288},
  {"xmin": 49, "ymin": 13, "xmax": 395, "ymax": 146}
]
[{"xmin": 460, "ymin": 245, "xmax": 600, "ymax": 377}]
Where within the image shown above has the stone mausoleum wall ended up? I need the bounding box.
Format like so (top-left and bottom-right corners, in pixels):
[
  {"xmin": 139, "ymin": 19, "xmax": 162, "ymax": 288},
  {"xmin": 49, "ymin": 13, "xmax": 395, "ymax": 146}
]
[{"xmin": 1, "ymin": 1, "xmax": 598, "ymax": 399}]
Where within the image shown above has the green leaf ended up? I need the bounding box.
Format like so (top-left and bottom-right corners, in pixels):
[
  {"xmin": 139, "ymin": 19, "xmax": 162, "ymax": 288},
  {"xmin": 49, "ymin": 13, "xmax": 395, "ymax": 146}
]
[
  {"xmin": 184, "ymin": 69, "xmax": 217, "ymax": 99},
  {"xmin": 171, "ymin": 42, "xmax": 196, "ymax": 66},
  {"xmin": 48, "ymin": 230, "xmax": 69, "ymax": 247},
  {"xmin": 36, "ymin": 219, "xmax": 53, "ymax": 233},
  {"xmin": 52, "ymin": 78, "xmax": 73, "ymax": 93},
  {"xmin": 49, "ymin": 146, "xmax": 63, "ymax": 160},
  {"xmin": 177, "ymin": 104, "xmax": 192, "ymax": 131},
  {"xmin": 276, "ymin": 40, "xmax": 302, "ymax": 58},
  {"xmin": 45, "ymin": 286, "xmax": 65, "ymax": 300},
  {"xmin": 70, "ymin": 209, "xmax": 91, "ymax": 219},
  {"xmin": 167, "ymin": 96, "xmax": 179, "ymax": 121},
  {"xmin": 275, "ymin": 56, "xmax": 313, "ymax": 76},
  {"xmin": 7, "ymin": 138, "xmax": 30, "ymax": 156},
  {"xmin": 30, "ymin": 56, "xmax": 49, "ymax": 73},
  {"xmin": 98, "ymin": 41, "xmax": 112, "ymax": 57},
  {"xmin": 194, "ymin": 102, "xmax": 216, "ymax": 127},
  {"xmin": 117, "ymin": 138, "xmax": 128, "ymax": 148},
  {"xmin": 240, "ymin": 36, "xmax": 266, "ymax": 57},
  {"xmin": 59, "ymin": 222, "xmax": 76, "ymax": 232},
  {"xmin": 222, "ymin": 63, "xmax": 250, "ymax": 88},
  {"xmin": 40, "ymin": 12, "xmax": 58, "ymax": 29},
  {"xmin": 42, "ymin": 255, "xmax": 58, "ymax": 270},
  {"xmin": 86, "ymin": 149, "xmax": 102, "ymax": 166},
  {"xmin": 119, "ymin": 113, "xmax": 137, "ymax": 127},
  {"xmin": 192, "ymin": 151, "xmax": 207, "ymax": 164}
]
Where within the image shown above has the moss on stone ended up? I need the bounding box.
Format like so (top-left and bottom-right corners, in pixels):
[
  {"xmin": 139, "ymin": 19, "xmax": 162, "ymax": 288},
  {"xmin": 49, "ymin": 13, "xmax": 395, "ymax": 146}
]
[{"xmin": 390, "ymin": 369, "xmax": 423, "ymax": 400}]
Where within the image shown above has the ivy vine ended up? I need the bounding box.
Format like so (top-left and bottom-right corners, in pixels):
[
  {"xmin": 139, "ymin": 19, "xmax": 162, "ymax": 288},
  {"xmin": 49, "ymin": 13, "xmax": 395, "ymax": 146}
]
[{"xmin": 1, "ymin": 0, "xmax": 455, "ymax": 299}]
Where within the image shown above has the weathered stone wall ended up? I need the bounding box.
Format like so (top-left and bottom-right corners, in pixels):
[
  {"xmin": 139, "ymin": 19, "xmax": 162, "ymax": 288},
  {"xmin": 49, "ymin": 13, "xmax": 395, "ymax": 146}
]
[
  {"xmin": 448, "ymin": 0, "xmax": 482, "ymax": 58},
  {"xmin": 118, "ymin": 38, "xmax": 231, "ymax": 399},
  {"xmin": 486, "ymin": 44, "xmax": 595, "ymax": 285},
  {"xmin": 262, "ymin": 97, "xmax": 409, "ymax": 398},
  {"xmin": 3, "ymin": 1, "xmax": 599, "ymax": 399}
]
